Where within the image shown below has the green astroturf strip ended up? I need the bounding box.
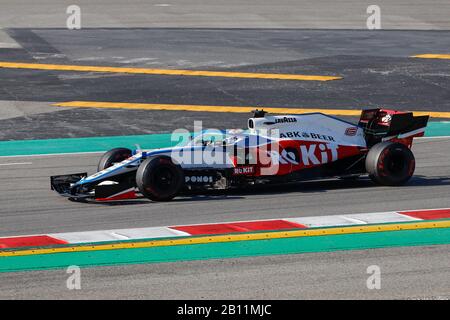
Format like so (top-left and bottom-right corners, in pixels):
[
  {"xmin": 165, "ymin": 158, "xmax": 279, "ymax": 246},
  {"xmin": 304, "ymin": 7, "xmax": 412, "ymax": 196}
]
[
  {"xmin": 0, "ymin": 227, "xmax": 449, "ymax": 273},
  {"xmin": 425, "ymin": 121, "xmax": 450, "ymax": 137},
  {"xmin": 0, "ymin": 133, "xmax": 183, "ymax": 156},
  {"xmin": 0, "ymin": 122, "xmax": 449, "ymax": 156}
]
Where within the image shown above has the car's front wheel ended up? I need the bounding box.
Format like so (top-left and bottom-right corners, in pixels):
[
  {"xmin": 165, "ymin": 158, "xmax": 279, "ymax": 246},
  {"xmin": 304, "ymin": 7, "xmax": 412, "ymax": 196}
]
[
  {"xmin": 136, "ymin": 156, "xmax": 184, "ymax": 201},
  {"xmin": 365, "ymin": 142, "xmax": 415, "ymax": 186},
  {"xmin": 97, "ymin": 148, "xmax": 132, "ymax": 171}
]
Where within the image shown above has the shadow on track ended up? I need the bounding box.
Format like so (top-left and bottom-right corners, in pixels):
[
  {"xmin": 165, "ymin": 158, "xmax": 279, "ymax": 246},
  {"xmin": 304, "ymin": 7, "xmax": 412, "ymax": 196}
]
[{"xmin": 82, "ymin": 174, "xmax": 450, "ymax": 206}]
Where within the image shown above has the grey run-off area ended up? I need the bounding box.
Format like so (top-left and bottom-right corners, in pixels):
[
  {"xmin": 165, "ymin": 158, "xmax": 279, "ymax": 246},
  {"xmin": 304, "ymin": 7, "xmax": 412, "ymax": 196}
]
[
  {"xmin": 0, "ymin": 245, "xmax": 449, "ymax": 299},
  {"xmin": 1, "ymin": 0, "xmax": 450, "ymax": 29}
]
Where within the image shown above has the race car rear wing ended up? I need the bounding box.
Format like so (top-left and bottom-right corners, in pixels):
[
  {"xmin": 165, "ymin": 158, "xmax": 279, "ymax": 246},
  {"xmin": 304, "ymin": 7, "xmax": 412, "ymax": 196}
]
[{"xmin": 359, "ymin": 109, "xmax": 429, "ymax": 146}]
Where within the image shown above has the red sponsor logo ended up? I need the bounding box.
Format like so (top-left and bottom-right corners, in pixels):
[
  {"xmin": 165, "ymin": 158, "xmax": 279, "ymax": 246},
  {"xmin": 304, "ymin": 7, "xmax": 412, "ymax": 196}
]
[
  {"xmin": 233, "ymin": 166, "xmax": 254, "ymax": 175},
  {"xmin": 345, "ymin": 127, "xmax": 358, "ymax": 136}
]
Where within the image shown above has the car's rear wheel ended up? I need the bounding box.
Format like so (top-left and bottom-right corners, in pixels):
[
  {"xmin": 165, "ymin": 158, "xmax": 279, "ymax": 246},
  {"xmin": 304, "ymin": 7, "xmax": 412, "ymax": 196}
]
[
  {"xmin": 136, "ymin": 156, "xmax": 184, "ymax": 201},
  {"xmin": 98, "ymin": 148, "xmax": 132, "ymax": 171},
  {"xmin": 365, "ymin": 142, "xmax": 415, "ymax": 186}
]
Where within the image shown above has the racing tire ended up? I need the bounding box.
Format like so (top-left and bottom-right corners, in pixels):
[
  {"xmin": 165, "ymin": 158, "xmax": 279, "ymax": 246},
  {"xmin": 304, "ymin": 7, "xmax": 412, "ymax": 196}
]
[
  {"xmin": 365, "ymin": 142, "xmax": 415, "ymax": 186},
  {"xmin": 136, "ymin": 156, "xmax": 184, "ymax": 202},
  {"xmin": 97, "ymin": 148, "xmax": 132, "ymax": 171}
]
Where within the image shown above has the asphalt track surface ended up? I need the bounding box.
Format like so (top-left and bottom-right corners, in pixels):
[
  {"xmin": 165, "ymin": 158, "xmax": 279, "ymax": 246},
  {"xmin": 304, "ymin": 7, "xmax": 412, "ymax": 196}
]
[
  {"xmin": 1, "ymin": 137, "xmax": 450, "ymax": 237},
  {"xmin": 0, "ymin": 138, "xmax": 449, "ymax": 299},
  {"xmin": 0, "ymin": 245, "xmax": 449, "ymax": 299},
  {"xmin": 1, "ymin": 0, "xmax": 450, "ymax": 300}
]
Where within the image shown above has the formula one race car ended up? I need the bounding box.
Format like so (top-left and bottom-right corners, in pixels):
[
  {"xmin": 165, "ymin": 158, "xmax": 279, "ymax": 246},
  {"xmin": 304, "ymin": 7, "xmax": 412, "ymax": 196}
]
[{"xmin": 51, "ymin": 109, "xmax": 428, "ymax": 202}]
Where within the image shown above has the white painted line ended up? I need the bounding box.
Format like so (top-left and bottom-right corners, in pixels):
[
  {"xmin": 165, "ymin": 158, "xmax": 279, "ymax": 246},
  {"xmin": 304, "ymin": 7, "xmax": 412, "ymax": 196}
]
[
  {"xmin": 0, "ymin": 162, "xmax": 32, "ymax": 166},
  {"xmin": 0, "ymin": 151, "xmax": 105, "ymax": 159},
  {"xmin": 287, "ymin": 212, "xmax": 420, "ymax": 228},
  {"xmin": 50, "ymin": 226, "xmax": 190, "ymax": 244},
  {"xmin": 285, "ymin": 209, "xmax": 419, "ymax": 227},
  {"xmin": 286, "ymin": 215, "xmax": 362, "ymax": 228},
  {"xmin": 344, "ymin": 212, "xmax": 419, "ymax": 223},
  {"xmin": 417, "ymin": 136, "xmax": 450, "ymax": 140}
]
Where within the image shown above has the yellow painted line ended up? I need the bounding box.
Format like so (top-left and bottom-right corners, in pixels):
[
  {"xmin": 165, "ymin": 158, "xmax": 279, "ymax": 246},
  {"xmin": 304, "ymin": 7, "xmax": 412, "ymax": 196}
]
[
  {"xmin": 53, "ymin": 101, "xmax": 450, "ymax": 118},
  {"xmin": 412, "ymin": 54, "xmax": 450, "ymax": 60},
  {"xmin": 0, "ymin": 61, "xmax": 342, "ymax": 81},
  {"xmin": 1, "ymin": 220, "xmax": 448, "ymax": 258}
]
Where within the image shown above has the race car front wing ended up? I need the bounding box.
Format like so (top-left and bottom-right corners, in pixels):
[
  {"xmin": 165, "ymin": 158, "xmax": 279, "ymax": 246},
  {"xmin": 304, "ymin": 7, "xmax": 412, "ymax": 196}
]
[{"xmin": 50, "ymin": 172, "xmax": 88, "ymax": 197}]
